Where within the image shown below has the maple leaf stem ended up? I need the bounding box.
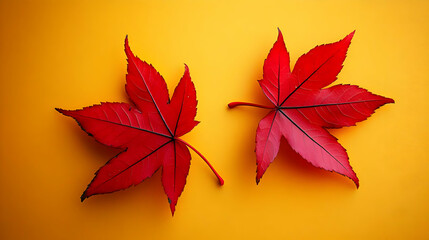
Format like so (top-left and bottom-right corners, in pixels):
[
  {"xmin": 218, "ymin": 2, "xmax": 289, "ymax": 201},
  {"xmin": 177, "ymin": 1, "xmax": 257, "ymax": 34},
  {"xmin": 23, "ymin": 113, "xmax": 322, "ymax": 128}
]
[
  {"xmin": 228, "ymin": 102, "xmax": 273, "ymax": 109},
  {"xmin": 177, "ymin": 138, "xmax": 224, "ymax": 186}
]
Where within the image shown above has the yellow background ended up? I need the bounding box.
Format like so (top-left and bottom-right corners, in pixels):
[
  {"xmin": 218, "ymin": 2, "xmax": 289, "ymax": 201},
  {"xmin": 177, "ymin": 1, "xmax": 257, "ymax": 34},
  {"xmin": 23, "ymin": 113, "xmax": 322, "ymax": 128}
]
[{"xmin": 1, "ymin": 0, "xmax": 428, "ymax": 239}]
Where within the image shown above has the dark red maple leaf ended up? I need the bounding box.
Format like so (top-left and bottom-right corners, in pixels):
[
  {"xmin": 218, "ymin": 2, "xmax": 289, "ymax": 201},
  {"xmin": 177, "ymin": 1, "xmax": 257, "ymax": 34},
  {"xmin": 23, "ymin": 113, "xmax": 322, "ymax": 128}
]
[
  {"xmin": 228, "ymin": 29, "xmax": 394, "ymax": 187},
  {"xmin": 57, "ymin": 37, "xmax": 223, "ymax": 215}
]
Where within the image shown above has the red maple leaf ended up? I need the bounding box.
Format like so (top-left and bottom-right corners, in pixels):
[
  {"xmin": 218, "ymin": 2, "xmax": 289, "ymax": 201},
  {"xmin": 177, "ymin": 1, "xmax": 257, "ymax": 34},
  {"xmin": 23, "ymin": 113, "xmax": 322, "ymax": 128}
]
[
  {"xmin": 228, "ymin": 29, "xmax": 394, "ymax": 187},
  {"xmin": 57, "ymin": 37, "xmax": 223, "ymax": 215}
]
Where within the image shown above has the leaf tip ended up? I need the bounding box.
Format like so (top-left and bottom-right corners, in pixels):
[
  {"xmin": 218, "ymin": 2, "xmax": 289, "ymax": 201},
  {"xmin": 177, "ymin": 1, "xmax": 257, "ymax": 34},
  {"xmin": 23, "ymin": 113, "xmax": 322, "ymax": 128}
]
[
  {"xmin": 349, "ymin": 172, "xmax": 359, "ymax": 189},
  {"xmin": 55, "ymin": 108, "xmax": 71, "ymax": 116},
  {"xmin": 80, "ymin": 192, "xmax": 87, "ymax": 202},
  {"xmin": 354, "ymin": 178, "xmax": 360, "ymax": 189},
  {"xmin": 124, "ymin": 35, "xmax": 132, "ymax": 56},
  {"xmin": 344, "ymin": 30, "xmax": 356, "ymax": 43},
  {"xmin": 256, "ymin": 165, "xmax": 268, "ymax": 185},
  {"xmin": 183, "ymin": 64, "xmax": 190, "ymax": 77},
  {"xmin": 277, "ymin": 28, "xmax": 284, "ymax": 41},
  {"xmin": 168, "ymin": 198, "xmax": 176, "ymax": 216}
]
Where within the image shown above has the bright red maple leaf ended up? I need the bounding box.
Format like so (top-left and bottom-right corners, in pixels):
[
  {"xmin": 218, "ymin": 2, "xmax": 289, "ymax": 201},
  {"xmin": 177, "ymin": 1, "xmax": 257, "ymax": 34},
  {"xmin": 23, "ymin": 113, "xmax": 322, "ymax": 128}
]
[
  {"xmin": 57, "ymin": 37, "xmax": 223, "ymax": 215},
  {"xmin": 229, "ymin": 29, "xmax": 394, "ymax": 187}
]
